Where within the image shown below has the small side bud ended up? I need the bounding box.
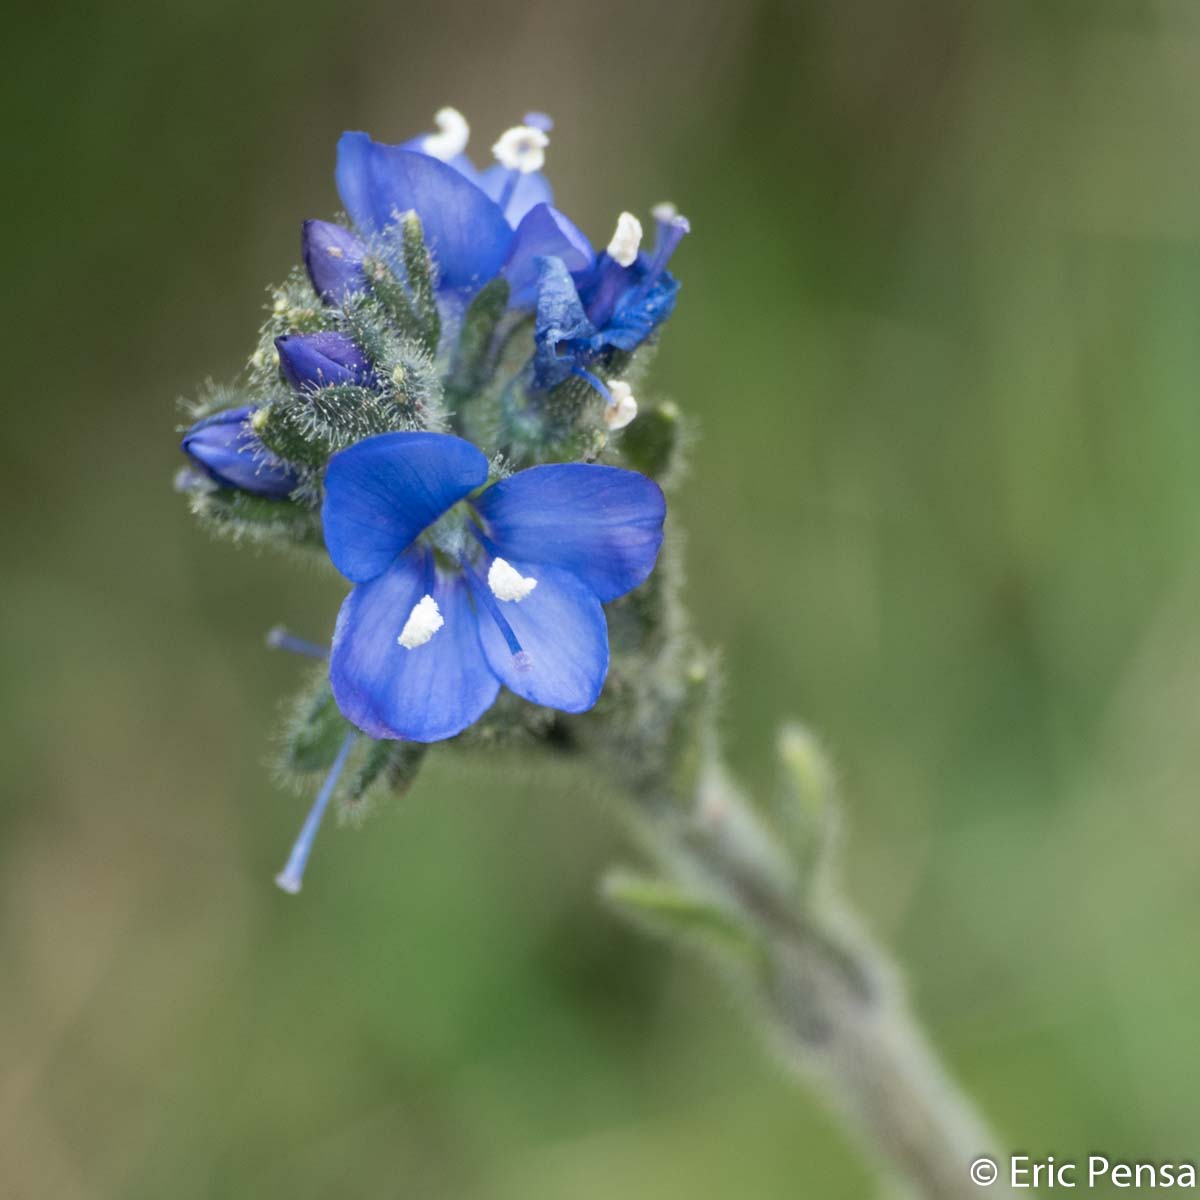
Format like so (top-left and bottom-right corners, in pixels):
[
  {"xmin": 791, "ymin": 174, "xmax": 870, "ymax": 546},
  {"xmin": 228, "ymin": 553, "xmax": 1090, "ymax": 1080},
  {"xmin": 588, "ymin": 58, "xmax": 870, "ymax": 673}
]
[
  {"xmin": 601, "ymin": 868, "xmax": 765, "ymax": 969},
  {"xmin": 775, "ymin": 722, "xmax": 840, "ymax": 887},
  {"xmin": 618, "ymin": 399, "xmax": 682, "ymax": 480}
]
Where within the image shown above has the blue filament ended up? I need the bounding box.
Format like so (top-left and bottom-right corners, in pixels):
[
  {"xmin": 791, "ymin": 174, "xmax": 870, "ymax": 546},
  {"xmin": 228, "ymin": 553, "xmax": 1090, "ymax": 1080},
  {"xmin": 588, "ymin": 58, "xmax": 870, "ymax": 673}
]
[
  {"xmin": 275, "ymin": 732, "xmax": 356, "ymax": 894},
  {"xmin": 265, "ymin": 626, "xmax": 328, "ymax": 661}
]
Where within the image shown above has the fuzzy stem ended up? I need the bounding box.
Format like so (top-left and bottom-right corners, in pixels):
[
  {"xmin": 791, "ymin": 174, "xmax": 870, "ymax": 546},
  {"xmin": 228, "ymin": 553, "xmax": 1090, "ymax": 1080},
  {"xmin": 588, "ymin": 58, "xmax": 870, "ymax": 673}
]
[
  {"xmin": 609, "ymin": 745, "xmax": 1027, "ymax": 1199},
  {"xmin": 682, "ymin": 773, "xmax": 1019, "ymax": 1198}
]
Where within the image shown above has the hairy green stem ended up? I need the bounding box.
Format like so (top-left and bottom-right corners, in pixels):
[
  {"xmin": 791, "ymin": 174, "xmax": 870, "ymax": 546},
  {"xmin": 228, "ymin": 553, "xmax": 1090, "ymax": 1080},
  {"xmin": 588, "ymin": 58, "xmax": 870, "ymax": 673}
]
[{"xmin": 602, "ymin": 717, "xmax": 1027, "ymax": 1200}]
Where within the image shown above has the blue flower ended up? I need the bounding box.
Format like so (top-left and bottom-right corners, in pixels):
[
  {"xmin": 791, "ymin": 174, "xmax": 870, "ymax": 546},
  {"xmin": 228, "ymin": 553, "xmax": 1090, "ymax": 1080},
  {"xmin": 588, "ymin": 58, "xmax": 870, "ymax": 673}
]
[
  {"xmin": 302, "ymin": 108, "xmax": 593, "ymax": 306},
  {"xmin": 533, "ymin": 204, "xmax": 690, "ymax": 390},
  {"xmin": 181, "ymin": 406, "xmax": 300, "ymax": 497},
  {"xmin": 322, "ymin": 431, "xmax": 666, "ymax": 742}
]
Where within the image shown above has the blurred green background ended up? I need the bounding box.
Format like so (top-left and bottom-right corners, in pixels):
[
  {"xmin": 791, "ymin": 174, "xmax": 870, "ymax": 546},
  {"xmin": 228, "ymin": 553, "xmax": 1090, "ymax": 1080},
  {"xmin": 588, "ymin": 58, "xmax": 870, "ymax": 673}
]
[{"xmin": 5, "ymin": 0, "xmax": 1200, "ymax": 1195}]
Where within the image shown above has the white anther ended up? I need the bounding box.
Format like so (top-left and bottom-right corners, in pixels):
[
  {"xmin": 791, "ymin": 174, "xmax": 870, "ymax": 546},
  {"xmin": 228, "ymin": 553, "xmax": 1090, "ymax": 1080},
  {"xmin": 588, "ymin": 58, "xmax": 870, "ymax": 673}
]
[
  {"xmin": 422, "ymin": 107, "xmax": 470, "ymax": 161},
  {"xmin": 488, "ymin": 557, "xmax": 538, "ymax": 602},
  {"xmin": 397, "ymin": 594, "xmax": 444, "ymax": 649},
  {"xmin": 607, "ymin": 212, "xmax": 643, "ymax": 267},
  {"xmin": 492, "ymin": 125, "xmax": 549, "ymax": 174},
  {"xmin": 651, "ymin": 201, "xmax": 678, "ymax": 222},
  {"xmin": 604, "ymin": 381, "xmax": 638, "ymax": 430},
  {"xmin": 325, "ymin": 244, "xmax": 344, "ymax": 259}
]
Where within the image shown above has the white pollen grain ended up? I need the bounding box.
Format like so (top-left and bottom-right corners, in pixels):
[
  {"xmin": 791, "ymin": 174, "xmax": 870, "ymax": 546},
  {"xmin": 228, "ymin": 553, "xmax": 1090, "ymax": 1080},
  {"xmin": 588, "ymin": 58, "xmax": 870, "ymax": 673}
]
[
  {"xmin": 607, "ymin": 212, "xmax": 643, "ymax": 267},
  {"xmin": 492, "ymin": 125, "xmax": 549, "ymax": 174},
  {"xmin": 398, "ymin": 594, "xmax": 444, "ymax": 649},
  {"xmin": 488, "ymin": 557, "xmax": 538, "ymax": 602},
  {"xmin": 422, "ymin": 107, "xmax": 470, "ymax": 161}
]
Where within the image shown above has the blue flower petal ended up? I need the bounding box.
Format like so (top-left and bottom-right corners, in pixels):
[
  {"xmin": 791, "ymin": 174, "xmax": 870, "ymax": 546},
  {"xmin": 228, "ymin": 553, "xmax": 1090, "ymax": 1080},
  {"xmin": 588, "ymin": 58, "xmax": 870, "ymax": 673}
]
[
  {"xmin": 276, "ymin": 331, "xmax": 374, "ymax": 392},
  {"xmin": 473, "ymin": 562, "xmax": 608, "ymax": 713},
  {"xmin": 479, "ymin": 163, "xmax": 553, "ymax": 225},
  {"xmin": 603, "ymin": 270, "xmax": 681, "ymax": 350},
  {"xmin": 302, "ymin": 220, "xmax": 366, "ymax": 303},
  {"xmin": 398, "ymin": 134, "xmax": 482, "ymax": 186},
  {"xmin": 333, "ymin": 131, "xmax": 377, "ymax": 234},
  {"xmin": 532, "ymin": 257, "xmax": 596, "ymax": 390},
  {"xmin": 476, "ymin": 464, "xmax": 666, "ymax": 603},
  {"xmin": 322, "ymin": 432, "xmax": 489, "ymax": 583},
  {"xmin": 181, "ymin": 406, "xmax": 300, "ymax": 498},
  {"xmin": 330, "ymin": 550, "xmax": 500, "ymax": 741},
  {"xmin": 503, "ymin": 204, "xmax": 594, "ymax": 308},
  {"xmin": 336, "ymin": 132, "xmax": 513, "ymax": 292}
]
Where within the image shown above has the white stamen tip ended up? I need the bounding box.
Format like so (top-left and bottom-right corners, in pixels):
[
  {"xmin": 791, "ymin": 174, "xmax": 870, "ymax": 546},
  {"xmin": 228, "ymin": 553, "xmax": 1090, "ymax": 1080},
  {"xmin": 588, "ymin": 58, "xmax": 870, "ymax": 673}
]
[
  {"xmin": 397, "ymin": 594, "xmax": 444, "ymax": 649},
  {"xmin": 488, "ymin": 557, "xmax": 538, "ymax": 602},
  {"xmin": 652, "ymin": 201, "xmax": 678, "ymax": 222},
  {"xmin": 492, "ymin": 125, "xmax": 549, "ymax": 173},
  {"xmin": 422, "ymin": 107, "xmax": 470, "ymax": 161},
  {"xmin": 274, "ymin": 871, "xmax": 302, "ymax": 894},
  {"xmin": 607, "ymin": 212, "xmax": 643, "ymax": 267},
  {"xmin": 513, "ymin": 651, "xmax": 534, "ymax": 672},
  {"xmin": 604, "ymin": 380, "xmax": 638, "ymax": 430}
]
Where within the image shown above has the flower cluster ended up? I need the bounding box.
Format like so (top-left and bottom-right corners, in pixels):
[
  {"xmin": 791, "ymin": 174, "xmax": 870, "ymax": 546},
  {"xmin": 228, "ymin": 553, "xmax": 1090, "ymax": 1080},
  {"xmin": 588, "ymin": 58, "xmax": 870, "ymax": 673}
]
[{"xmin": 175, "ymin": 107, "xmax": 689, "ymax": 891}]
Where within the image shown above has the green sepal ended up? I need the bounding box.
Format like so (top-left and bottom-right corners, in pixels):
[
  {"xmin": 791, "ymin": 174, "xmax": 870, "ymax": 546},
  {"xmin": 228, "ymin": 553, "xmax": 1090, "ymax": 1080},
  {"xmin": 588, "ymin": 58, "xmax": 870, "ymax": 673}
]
[
  {"xmin": 256, "ymin": 378, "xmax": 433, "ymax": 468},
  {"xmin": 335, "ymin": 739, "xmax": 428, "ymax": 824},
  {"xmin": 185, "ymin": 486, "xmax": 323, "ymax": 550},
  {"xmin": 362, "ymin": 253, "xmax": 418, "ymax": 335},
  {"xmin": 284, "ymin": 679, "xmax": 351, "ymax": 773},
  {"xmin": 246, "ymin": 269, "xmax": 337, "ymax": 393},
  {"xmin": 401, "ymin": 211, "xmax": 442, "ymax": 355},
  {"xmin": 449, "ymin": 277, "xmax": 510, "ymax": 394}
]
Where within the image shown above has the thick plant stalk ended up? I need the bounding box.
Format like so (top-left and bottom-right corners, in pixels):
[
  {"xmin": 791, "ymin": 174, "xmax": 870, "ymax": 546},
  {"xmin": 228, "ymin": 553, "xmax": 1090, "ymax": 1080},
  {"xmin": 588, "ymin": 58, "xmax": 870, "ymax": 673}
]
[{"xmin": 602, "ymin": 718, "xmax": 1027, "ymax": 1200}]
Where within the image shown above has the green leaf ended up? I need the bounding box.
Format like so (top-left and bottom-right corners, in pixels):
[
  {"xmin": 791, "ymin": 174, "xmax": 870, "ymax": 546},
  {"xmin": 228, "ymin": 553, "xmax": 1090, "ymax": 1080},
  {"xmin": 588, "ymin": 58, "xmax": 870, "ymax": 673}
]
[{"xmin": 601, "ymin": 867, "xmax": 765, "ymax": 967}]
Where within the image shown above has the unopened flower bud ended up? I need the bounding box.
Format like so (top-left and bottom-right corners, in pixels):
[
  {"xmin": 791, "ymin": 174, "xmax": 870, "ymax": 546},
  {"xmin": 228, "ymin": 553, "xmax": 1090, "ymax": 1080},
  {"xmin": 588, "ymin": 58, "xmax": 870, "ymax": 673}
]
[{"xmin": 181, "ymin": 406, "xmax": 300, "ymax": 498}]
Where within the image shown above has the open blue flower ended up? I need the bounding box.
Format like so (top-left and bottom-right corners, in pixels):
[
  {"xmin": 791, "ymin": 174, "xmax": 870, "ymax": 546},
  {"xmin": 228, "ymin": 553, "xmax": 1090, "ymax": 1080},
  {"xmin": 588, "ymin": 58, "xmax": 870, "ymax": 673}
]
[
  {"xmin": 181, "ymin": 406, "xmax": 300, "ymax": 497},
  {"xmin": 322, "ymin": 431, "xmax": 666, "ymax": 742},
  {"xmin": 534, "ymin": 204, "xmax": 690, "ymax": 390},
  {"xmin": 301, "ymin": 108, "xmax": 593, "ymax": 307}
]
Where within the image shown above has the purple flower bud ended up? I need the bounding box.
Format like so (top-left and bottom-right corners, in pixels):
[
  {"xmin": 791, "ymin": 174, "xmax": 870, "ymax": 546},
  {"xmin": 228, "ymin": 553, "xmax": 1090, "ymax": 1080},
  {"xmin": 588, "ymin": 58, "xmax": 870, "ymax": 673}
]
[
  {"xmin": 181, "ymin": 407, "xmax": 300, "ymax": 498},
  {"xmin": 275, "ymin": 331, "xmax": 375, "ymax": 392},
  {"xmin": 302, "ymin": 220, "xmax": 366, "ymax": 303}
]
